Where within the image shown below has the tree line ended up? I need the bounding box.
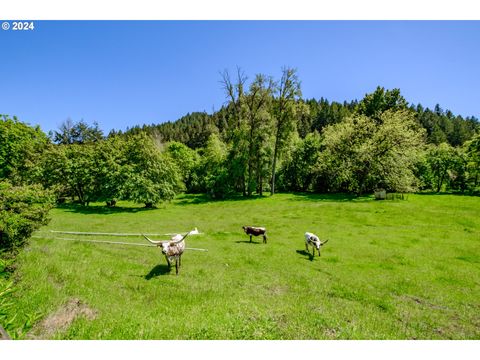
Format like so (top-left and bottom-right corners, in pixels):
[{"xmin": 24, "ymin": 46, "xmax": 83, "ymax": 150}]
[{"xmin": 117, "ymin": 68, "xmax": 479, "ymax": 198}]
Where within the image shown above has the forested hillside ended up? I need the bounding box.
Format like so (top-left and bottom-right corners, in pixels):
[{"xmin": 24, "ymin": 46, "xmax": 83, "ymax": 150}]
[{"xmin": 119, "ymin": 89, "xmax": 478, "ymax": 150}]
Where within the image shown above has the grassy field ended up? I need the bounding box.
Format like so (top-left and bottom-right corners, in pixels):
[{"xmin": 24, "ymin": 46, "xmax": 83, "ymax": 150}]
[{"xmin": 10, "ymin": 193, "xmax": 480, "ymax": 339}]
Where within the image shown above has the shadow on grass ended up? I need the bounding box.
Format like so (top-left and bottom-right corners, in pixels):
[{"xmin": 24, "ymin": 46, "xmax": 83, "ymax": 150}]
[
  {"xmin": 296, "ymin": 249, "xmax": 315, "ymax": 261},
  {"xmin": 144, "ymin": 264, "xmax": 171, "ymax": 279},
  {"xmin": 416, "ymin": 191, "xmax": 479, "ymax": 197},
  {"xmin": 56, "ymin": 203, "xmax": 155, "ymax": 215},
  {"xmin": 235, "ymin": 240, "xmax": 263, "ymax": 245},
  {"xmin": 175, "ymin": 193, "xmax": 269, "ymax": 206},
  {"xmin": 289, "ymin": 192, "xmax": 373, "ymax": 202}
]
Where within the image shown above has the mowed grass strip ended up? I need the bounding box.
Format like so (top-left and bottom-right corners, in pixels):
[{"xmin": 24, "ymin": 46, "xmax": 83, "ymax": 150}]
[{"xmin": 12, "ymin": 193, "xmax": 480, "ymax": 339}]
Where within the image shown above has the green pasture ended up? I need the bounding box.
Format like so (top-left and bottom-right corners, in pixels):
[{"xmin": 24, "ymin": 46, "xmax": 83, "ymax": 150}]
[{"xmin": 10, "ymin": 193, "xmax": 480, "ymax": 339}]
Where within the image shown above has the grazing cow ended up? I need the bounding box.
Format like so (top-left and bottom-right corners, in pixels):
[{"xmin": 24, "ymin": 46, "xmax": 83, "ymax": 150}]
[
  {"xmin": 304, "ymin": 232, "xmax": 328, "ymax": 257},
  {"xmin": 143, "ymin": 231, "xmax": 191, "ymax": 275},
  {"xmin": 106, "ymin": 199, "xmax": 116, "ymax": 207},
  {"xmin": 242, "ymin": 226, "xmax": 267, "ymax": 244}
]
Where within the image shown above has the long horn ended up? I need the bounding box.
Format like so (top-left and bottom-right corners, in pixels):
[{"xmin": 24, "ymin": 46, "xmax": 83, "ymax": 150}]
[
  {"xmin": 321, "ymin": 239, "xmax": 329, "ymax": 245},
  {"xmin": 142, "ymin": 234, "xmax": 165, "ymax": 245},
  {"xmin": 170, "ymin": 231, "xmax": 192, "ymax": 244}
]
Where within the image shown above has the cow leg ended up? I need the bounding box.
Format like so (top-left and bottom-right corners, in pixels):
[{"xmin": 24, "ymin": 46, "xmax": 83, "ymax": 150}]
[
  {"xmin": 305, "ymin": 242, "xmax": 309, "ymax": 252},
  {"xmin": 175, "ymin": 259, "xmax": 179, "ymax": 275},
  {"xmin": 166, "ymin": 257, "xmax": 171, "ymax": 268},
  {"xmin": 263, "ymin": 235, "xmax": 267, "ymax": 244},
  {"xmin": 250, "ymin": 235, "xmax": 252, "ymax": 242}
]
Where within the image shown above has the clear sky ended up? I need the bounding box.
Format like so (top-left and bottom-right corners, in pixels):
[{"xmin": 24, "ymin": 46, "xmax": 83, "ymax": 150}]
[{"xmin": 1, "ymin": 21, "xmax": 479, "ymax": 134}]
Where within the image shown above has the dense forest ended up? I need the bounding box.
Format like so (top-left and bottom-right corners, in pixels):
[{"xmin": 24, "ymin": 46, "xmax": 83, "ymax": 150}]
[
  {"xmin": 120, "ymin": 96, "xmax": 479, "ymax": 151},
  {"xmin": 1, "ymin": 68, "xmax": 480, "ymax": 250}
]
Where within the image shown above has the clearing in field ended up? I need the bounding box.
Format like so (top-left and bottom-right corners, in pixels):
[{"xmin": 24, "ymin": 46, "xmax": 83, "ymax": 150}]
[{"xmin": 11, "ymin": 193, "xmax": 480, "ymax": 339}]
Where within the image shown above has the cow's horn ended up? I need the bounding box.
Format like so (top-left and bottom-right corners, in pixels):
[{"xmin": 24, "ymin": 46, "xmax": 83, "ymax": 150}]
[
  {"xmin": 168, "ymin": 231, "xmax": 192, "ymax": 245},
  {"xmin": 321, "ymin": 239, "xmax": 329, "ymax": 245},
  {"xmin": 143, "ymin": 234, "xmax": 164, "ymax": 245}
]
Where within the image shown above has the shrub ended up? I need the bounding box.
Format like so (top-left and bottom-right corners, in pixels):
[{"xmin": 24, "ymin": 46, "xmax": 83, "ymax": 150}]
[{"xmin": 0, "ymin": 181, "xmax": 54, "ymax": 251}]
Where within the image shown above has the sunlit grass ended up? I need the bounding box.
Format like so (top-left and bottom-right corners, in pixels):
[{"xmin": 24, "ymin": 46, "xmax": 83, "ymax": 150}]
[{"xmin": 11, "ymin": 193, "xmax": 480, "ymax": 339}]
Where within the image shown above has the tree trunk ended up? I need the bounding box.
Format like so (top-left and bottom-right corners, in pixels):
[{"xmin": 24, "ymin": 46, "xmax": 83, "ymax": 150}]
[
  {"xmin": 74, "ymin": 185, "xmax": 84, "ymax": 205},
  {"xmin": 241, "ymin": 173, "xmax": 246, "ymax": 197},
  {"xmin": 258, "ymin": 166, "xmax": 263, "ymax": 196},
  {"xmin": 437, "ymin": 171, "xmax": 446, "ymax": 193},
  {"xmin": 271, "ymin": 137, "xmax": 280, "ymax": 196},
  {"xmin": 247, "ymin": 158, "xmax": 254, "ymax": 197}
]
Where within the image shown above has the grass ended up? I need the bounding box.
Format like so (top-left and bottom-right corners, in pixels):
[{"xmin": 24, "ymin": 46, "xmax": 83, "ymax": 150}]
[{"xmin": 8, "ymin": 193, "xmax": 480, "ymax": 339}]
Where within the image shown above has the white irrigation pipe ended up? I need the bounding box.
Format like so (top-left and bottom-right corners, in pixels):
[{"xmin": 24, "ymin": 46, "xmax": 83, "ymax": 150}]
[
  {"xmin": 32, "ymin": 236, "xmax": 208, "ymax": 251},
  {"xmin": 183, "ymin": 247, "xmax": 209, "ymax": 252},
  {"xmin": 45, "ymin": 230, "xmax": 203, "ymax": 237}
]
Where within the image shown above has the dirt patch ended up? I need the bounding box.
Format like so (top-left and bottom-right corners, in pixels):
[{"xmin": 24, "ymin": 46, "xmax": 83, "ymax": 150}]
[
  {"xmin": 28, "ymin": 298, "xmax": 97, "ymax": 339},
  {"xmin": 268, "ymin": 285, "xmax": 288, "ymax": 296},
  {"xmin": 324, "ymin": 327, "xmax": 339, "ymax": 339}
]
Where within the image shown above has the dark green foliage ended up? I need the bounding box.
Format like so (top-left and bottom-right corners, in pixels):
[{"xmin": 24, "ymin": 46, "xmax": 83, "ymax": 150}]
[
  {"xmin": 357, "ymin": 87, "xmax": 408, "ymax": 120},
  {"xmin": 122, "ymin": 112, "xmax": 218, "ymax": 150},
  {"xmin": 308, "ymin": 98, "xmax": 354, "ymax": 134},
  {"xmin": 466, "ymin": 134, "xmax": 480, "ymax": 190},
  {"xmin": 39, "ymin": 134, "xmax": 182, "ymax": 207},
  {"xmin": 0, "ymin": 181, "xmax": 54, "ymax": 250},
  {"xmin": 197, "ymin": 134, "xmax": 232, "ymax": 199},
  {"xmin": 120, "ymin": 134, "xmax": 182, "ymax": 206},
  {"xmin": 417, "ymin": 143, "xmax": 476, "ymax": 193},
  {"xmin": 279, "ymin": 132, "xmax": 322, "ymax": 191},
  {"xmin": 163, "ymin": 141, "xmax": 200, "ymax": 192},
  {"xmin": 0, "ymin": 115, "xmax": 49, "ymax": 184},
  {"xmin": 51, "ymin": 118, "xmax": 104, "ymax": 145},
  {"xmin": 38, "ymin": 144, "xmax": 99, "ymax": 205},
  {"xmin": 415, "ymin": 105, "xmax": 479, "ymax": 146}
]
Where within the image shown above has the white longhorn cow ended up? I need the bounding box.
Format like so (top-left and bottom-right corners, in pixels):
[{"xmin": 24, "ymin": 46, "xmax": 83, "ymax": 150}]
[{"xmin": 304, "ymin": 232, "xmax": 329, "ymax": 257}]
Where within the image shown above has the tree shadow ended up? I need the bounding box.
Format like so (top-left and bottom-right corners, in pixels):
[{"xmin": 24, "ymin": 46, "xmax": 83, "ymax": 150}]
[
  {"xmin": 56, "ymin": 203, "xmax": 156, "ymax": 215},
  {"xmin": 296, "ymin": 249, "xmax": 315, "ymax": 261},
  {"xmin": 175, "ymin": 193, "xmax": 269, "ymax": 206},
  {"xmin": 289, "ymin": 192, "xmax": 373, "ymax": 202},
  {"xmin": 416, "ymin": 191, "xmax": 479, "ymax": 197},
  {"xmin": 144, "ymin": 264, "xmax": 171, "ymax": 279}
]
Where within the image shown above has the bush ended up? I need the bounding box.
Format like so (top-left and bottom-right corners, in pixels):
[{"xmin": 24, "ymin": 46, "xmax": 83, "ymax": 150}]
[{"xmin": 0, "ymin": 181, "xmax": 54, "ymax": 250}]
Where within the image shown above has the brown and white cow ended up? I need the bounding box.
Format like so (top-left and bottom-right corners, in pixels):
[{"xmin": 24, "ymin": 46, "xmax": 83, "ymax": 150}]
[
  {"xmin": 242, "ymin": 226, "xmax": 267, "ymax": 244},
  {"xmin": 143, "ymin": 231, "xmax": 191, "ymax": 275}
]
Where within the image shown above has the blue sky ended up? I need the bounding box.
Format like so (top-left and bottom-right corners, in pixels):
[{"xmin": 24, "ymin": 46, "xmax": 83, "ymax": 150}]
[{"xmin": 1, "ymin": 21, "xmax": 479, "ymax": 134}]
